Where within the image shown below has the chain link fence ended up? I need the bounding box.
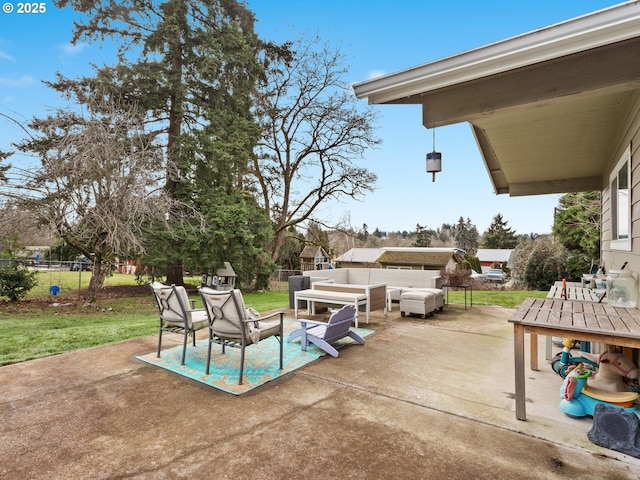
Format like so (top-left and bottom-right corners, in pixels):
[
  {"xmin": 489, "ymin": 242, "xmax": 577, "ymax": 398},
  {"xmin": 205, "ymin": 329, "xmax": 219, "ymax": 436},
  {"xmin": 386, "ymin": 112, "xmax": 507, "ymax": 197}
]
[{"xmin": 268, "ymin": 269, "xmax": 302, "ymax": 291}]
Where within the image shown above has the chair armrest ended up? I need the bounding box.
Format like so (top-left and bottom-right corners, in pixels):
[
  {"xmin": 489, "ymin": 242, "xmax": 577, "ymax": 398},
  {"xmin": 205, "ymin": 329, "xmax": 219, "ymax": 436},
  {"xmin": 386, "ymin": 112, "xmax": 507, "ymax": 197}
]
[
  {"xmin": 241, "ymin": 311, "xmax": 286, "ymax": 324},
  {"xmin": 298, "ymin": 318, "xmax": 329, "ymax": 328}
]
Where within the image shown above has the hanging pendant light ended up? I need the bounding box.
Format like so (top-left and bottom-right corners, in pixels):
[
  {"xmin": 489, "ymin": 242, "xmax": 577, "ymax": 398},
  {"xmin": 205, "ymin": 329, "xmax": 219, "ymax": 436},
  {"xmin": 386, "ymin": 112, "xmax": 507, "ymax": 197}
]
[{"xmin": 426, "ymin": 128, "xmax": 442, "ymax": 182}]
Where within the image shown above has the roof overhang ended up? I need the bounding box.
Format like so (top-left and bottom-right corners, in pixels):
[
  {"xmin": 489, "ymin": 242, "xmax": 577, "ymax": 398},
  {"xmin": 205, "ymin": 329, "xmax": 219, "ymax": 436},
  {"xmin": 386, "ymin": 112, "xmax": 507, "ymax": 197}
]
[{"xmin": 353, "ymin": 1, "xmax": 640, "ymax": 196}]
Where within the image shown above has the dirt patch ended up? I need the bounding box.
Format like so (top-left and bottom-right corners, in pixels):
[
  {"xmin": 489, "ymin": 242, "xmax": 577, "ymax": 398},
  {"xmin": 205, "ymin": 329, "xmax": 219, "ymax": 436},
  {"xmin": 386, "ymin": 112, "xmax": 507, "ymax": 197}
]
[
  {"xmin": 92, "ymin": 284, "xmax": 151, "ymax": 298},
  {"xmin": 0, "ymin": 284, "xmax": 155, "ymax": 314}
]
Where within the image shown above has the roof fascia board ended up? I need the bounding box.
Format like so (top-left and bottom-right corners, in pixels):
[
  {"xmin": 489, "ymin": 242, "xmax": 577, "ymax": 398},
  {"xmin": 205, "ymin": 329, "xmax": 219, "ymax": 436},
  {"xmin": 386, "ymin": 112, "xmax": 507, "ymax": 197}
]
[
  {"xmin": 508, "ymin": 176, "xmax": 603, "ymax": 197},
  {"xmin": 353, "ymin": 2, "xmax": 640, "ymax": 105}
]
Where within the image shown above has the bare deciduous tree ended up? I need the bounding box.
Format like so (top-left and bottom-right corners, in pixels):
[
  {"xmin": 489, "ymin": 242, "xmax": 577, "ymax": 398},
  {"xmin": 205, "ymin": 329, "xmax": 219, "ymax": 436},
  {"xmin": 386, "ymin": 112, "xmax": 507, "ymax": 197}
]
[
  {"xmin": 5, "ymin": 94, "xmax": 174, "ymax": 302},
  {"xmin": 0, "ymin": 201, "xmax": 57, "ymax": 249},
  {"xmin": 251, "ymin": 35, "xmax": 381, "ymax": 263}
]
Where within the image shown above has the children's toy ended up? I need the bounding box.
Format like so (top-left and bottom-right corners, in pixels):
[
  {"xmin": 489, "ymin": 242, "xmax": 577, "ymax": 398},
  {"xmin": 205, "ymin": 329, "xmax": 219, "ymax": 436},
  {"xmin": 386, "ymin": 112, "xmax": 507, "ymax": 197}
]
[
  {"xmin": 551, "ymin": 338, "xmax": 599, "ymax": 378},
  {"xmin": 559, "ymin": 363, "xmax": 640, "ymax": 418},
  {"xmin": 588, "ymin": 351, "xmax": 639, "ymax": 392}
]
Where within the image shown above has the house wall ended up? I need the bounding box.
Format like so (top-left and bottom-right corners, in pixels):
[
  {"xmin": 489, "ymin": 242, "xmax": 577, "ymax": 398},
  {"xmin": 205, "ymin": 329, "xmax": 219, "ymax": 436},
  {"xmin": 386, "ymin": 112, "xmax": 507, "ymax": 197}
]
[{"xmin": 601, "ymin": 92, "xmax": 640, "ymax": 302}]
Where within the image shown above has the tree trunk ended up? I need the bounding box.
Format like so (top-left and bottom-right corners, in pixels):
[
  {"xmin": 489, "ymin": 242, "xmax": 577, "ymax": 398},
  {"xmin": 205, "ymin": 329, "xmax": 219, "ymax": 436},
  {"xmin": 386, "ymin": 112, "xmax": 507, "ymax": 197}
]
[
  {"xmin": 163, "ymin": 42, "xmax": 185, "ymax": 287},
  {"xmin": 271, "ymin": 226, "xmax": 286, "ymax": 264},
  {"xmin": 85, "ymin": 262, "xmax": 110, "ymax": 304},
  {"xmin": 165, "ymin": 260, "xmax": 184, "ymax": 286}
]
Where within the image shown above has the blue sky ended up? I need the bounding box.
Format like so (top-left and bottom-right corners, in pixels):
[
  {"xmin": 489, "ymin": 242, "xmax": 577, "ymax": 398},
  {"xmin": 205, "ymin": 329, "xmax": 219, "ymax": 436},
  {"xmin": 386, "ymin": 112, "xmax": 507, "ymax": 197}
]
[{"xmin": 0, "ymin": 0, "xmax": 623, "ymax": 236}]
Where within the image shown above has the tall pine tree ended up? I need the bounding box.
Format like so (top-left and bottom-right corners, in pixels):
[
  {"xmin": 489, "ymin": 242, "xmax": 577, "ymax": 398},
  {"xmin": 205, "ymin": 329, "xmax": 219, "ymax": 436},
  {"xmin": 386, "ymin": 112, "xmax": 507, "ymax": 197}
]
[
  {"xmin": 482, "ymin": 213, "xmax": 518, "ymax": 249},
  {"xmin": 453, "ymin": 216, "xmax": 479, "ymax": 254},
  {"xmin": 53, "ymin": 0, "xmax": 274, "ymax": 285}
]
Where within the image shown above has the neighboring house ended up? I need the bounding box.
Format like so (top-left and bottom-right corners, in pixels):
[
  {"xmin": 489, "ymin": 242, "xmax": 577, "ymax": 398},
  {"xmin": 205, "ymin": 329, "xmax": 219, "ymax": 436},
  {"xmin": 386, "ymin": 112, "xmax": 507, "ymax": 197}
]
[
  {"xmin": 333, "ymin": 247, "xmax": 384, "ymax": 269},
  {"xmin": 335, "ymin": 247, "xmax": 464, "ymax": 272},
  {"xmin": 299, "ymin": 246, "xmax": 330, "ymax": 271},
  {"xmin": 476, "ymin": 249, "xmax": 514, "ymax": 272},
  {"xmin": 354, "ymin": 2, "xmax": 640, "ymax": 300}
]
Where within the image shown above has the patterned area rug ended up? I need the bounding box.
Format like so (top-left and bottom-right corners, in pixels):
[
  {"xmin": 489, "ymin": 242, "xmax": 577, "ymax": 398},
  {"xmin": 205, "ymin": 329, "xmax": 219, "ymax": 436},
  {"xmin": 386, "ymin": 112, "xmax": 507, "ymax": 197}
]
[{"xmin": 136, "ymin": 320, "xmax": 374, "ymax": 395}]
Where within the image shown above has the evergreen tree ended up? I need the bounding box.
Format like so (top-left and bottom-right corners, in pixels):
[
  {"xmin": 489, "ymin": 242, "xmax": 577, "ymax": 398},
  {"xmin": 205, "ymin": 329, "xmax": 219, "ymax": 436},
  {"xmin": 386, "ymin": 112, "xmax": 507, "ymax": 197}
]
[
  {"xmin": 482, "ymin": 213, "xmax": 518, "ymax": 249},
  {"xmin": 54, "ymin": 0, "xmax": 273, "ymax": 285},
  {"xmin": 552, "ymin": 191, "xmax": 601, "ymax": 261},
  {"xmin": 413, "ymin": 224, "xmax": 431, "ymax": 247},
  {"xmin": 278, "ymin": 227, "xmax": 305, "ymax": 271},
  {"xmin": 453, "ymin": 216, "xmax": 479, "ymax": 254}
]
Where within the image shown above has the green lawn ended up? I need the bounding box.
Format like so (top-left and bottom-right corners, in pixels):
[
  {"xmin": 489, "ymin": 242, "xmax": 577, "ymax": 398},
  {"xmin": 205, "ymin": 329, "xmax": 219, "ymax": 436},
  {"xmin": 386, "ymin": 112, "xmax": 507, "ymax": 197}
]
[
  {"xmin": 0, "ymin": 276, "xmax": 547, "ymax": 366},
  {"xmin": 25, "ymin": 271, "xmax": 203, "ymax": 299},
  {"xmin": 0, "ymin": 288, "xmax": 290, "ymax": 366},
  {"xmin": 445, "ymin": 289, "xmax": 548, "ymax": 308}
]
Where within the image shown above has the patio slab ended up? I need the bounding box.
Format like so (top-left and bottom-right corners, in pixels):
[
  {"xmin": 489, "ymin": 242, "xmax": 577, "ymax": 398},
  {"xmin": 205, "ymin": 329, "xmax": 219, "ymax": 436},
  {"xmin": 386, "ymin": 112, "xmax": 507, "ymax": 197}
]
[{"xmin": 1, "ymin": 304, "xmax": 639, "ymax": 479}]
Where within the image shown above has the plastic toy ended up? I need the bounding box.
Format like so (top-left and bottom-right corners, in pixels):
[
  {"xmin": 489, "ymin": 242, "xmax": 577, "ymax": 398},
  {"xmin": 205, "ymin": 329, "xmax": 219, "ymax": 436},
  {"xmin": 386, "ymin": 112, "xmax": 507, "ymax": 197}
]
[
  {"xmin": 559, "ymin": 363, "xmax": 640, "ymax": 418},
  {"xmin": 588, "ymin": 351, "xmax": 639, "ymax": 392},
  {"xmin": 551, "ymin": 338, "xmax": 599, "ymax": 378}
]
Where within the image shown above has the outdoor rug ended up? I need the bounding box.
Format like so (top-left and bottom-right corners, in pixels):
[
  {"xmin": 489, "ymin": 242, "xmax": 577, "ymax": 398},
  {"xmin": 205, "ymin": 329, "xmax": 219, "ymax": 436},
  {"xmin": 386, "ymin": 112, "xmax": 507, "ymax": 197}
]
[{"xmin": 136, "ymin": 319, "xmax": 374, "ymax": 395}]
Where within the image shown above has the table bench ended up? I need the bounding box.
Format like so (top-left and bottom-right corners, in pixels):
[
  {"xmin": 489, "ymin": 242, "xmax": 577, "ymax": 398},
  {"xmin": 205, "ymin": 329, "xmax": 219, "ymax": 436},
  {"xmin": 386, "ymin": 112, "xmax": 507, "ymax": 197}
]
[
  {"xmin": 294, "ymin": 289, "xmax": 369, "ymax": 327},
  {"xmin": 509, "ymin": 297, "xmax": 640, "ymax": 421},
  {"xmin": 544, "ymin": 282, "xmax": 605, "ymax": 360},
  {"xmin": 547, "ymin": 281, "xmax": 603, "ymax": 302}
]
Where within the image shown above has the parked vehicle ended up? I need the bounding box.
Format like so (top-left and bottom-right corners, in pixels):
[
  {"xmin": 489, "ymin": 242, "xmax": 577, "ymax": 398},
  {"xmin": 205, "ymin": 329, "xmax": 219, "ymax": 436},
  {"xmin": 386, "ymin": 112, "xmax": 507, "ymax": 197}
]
[
  {"xmin": 485, "ymin": 268, "xmax": 507, "ymax": 283},
  {"xmin": 71, "ymin": 256, "xmax": 92, "ymax": 272},
  {"xmin": 470, "ymin": 270, "xmax": 486, "ymax": 282}
]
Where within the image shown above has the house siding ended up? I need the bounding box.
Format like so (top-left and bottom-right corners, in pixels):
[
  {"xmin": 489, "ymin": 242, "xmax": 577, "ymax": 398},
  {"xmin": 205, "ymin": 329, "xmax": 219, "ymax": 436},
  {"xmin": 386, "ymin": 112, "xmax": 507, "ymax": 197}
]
[{"xmin": 602, "ymin": 93, "xmax": 640, "ymax": 289}]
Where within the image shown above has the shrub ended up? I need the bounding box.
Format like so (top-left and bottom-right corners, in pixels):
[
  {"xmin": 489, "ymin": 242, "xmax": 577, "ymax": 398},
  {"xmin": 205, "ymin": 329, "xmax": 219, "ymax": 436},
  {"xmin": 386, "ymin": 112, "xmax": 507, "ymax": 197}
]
[
  {"xmin": 444, "ymin": 267, "xmax": 472, "ymax": 287},
  {"xmin": 0, "ymin": 263, "xmax": 38, "ymax": 301},
  {"xmin": 465, "ymin": 254, "xmax": 481, "ymax": 273},
  {"xmin": 511, "ymin": 238, "xmax": 569, "ymax": 290}
]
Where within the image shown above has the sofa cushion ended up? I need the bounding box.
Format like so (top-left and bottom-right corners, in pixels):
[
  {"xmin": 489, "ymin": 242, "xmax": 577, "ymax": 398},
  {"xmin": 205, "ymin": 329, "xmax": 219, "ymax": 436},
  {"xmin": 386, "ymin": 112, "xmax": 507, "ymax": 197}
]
[{"xmin": 347, "ymin": 269, "xmax": 371, "ymax": 285}]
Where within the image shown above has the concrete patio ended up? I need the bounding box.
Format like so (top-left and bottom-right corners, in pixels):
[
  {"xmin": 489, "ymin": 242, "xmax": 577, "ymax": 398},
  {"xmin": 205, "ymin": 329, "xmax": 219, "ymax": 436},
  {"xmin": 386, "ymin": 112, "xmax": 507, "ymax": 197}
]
[{"xmin": 2, "ymin": 303, "xmax": 640, "ymax": 479}]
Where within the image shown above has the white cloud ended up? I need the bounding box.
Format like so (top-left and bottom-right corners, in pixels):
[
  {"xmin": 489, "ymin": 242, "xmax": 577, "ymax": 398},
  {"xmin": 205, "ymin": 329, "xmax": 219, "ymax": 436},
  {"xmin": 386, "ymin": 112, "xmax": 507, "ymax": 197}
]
[
  {"xmin": 58, "ymin": 42, "xmax": 88, "ymax": 56},
  {"xmin": 0, "ymin": 49, "xmax": 15, "ymax": 62},
  {"xmin": 367, "ymin": 70, "xmax": 386, "ymax": 80},
  {"xmin": 0, "ymin": 75, "xmax": 36, "ymax": 87}
]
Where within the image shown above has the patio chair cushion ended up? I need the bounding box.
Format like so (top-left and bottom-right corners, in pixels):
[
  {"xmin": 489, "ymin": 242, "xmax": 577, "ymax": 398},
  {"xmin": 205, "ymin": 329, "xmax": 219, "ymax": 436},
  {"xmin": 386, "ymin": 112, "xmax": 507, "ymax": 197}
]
[
  {"xmin": 150, "ymin": 282, "xmax": 208, "ymax": 366},
  {"xmin": 199, "ymin": 287, "xmax": 285, "ymax": 384}
]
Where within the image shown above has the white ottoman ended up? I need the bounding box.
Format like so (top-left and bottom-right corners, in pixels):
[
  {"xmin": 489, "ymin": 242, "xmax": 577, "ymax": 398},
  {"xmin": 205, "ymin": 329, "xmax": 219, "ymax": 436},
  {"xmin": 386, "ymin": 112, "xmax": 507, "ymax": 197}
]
[
  {"xmin": 419, "ymin": 288, "xmax": 445, "ymax": 311},
  {"xmin": 400, "ymin": 291, "xmax": 436, "ymax": 319}
]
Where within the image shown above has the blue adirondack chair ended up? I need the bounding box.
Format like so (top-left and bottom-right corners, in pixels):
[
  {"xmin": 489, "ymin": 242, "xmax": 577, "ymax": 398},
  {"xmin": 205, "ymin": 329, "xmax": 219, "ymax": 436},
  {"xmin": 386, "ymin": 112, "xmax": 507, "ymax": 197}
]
[{"xmin": 287, "ymin": 305, "xmax": 364, "ymax": 357}]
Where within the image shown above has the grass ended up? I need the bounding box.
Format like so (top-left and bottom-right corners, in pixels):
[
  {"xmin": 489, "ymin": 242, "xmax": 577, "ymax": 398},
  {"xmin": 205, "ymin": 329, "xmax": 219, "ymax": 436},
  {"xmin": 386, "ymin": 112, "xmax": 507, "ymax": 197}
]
[
  {"xmin": 0, "ymin": 287, "xmax": 290, "ymax": 366},
  {"xmin": 445, "ymin": 289, "xmax": 548, "ymax": 308},
  {"xmin": 0, "ymin": 274, "xmax": 547, "ymax": 366},
  {"xmin": 25, "ymin": 271, "xmax": 203, "ymax": 299}
]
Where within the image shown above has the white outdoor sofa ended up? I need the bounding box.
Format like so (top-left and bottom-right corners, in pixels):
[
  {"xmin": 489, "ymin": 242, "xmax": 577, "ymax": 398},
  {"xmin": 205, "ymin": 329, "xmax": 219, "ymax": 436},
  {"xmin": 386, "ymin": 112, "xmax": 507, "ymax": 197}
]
[{"xmin": 301, "ymin": 268, "xmax": 443, "ymax": 313}]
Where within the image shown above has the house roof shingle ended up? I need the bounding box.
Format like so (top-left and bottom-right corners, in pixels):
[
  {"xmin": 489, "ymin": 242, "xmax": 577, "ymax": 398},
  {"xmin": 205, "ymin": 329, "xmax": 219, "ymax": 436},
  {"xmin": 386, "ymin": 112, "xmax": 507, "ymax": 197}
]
[{"xmin": 376, "ymin": 250, "xmax": 457, "ymax": 267}]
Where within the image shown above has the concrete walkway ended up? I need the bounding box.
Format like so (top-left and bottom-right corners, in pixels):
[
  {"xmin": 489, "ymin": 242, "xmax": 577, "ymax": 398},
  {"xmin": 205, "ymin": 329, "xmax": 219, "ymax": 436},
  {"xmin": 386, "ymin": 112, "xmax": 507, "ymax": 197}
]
[{"xmin": 2, "ymin": 304, "xmax": 640, "ymax": 479}]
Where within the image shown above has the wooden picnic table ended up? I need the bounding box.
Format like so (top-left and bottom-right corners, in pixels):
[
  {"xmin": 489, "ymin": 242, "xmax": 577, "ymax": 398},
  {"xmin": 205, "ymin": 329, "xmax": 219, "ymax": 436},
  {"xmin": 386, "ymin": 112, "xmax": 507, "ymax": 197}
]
[
  {"xmin": 546, "ymin": 281, "xmax": 603, "ymax": 302},
  {"xmin": 508, "ymin": 297, "xmax": 640, "ymax": 420}
]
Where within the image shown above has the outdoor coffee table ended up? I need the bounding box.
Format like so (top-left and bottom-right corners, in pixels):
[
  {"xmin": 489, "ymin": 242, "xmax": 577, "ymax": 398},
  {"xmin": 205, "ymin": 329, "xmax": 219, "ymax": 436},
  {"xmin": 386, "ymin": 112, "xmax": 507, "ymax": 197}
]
[{"xmin": 294, "ymin": 289, "xmax": 368, "ymax": 327}]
